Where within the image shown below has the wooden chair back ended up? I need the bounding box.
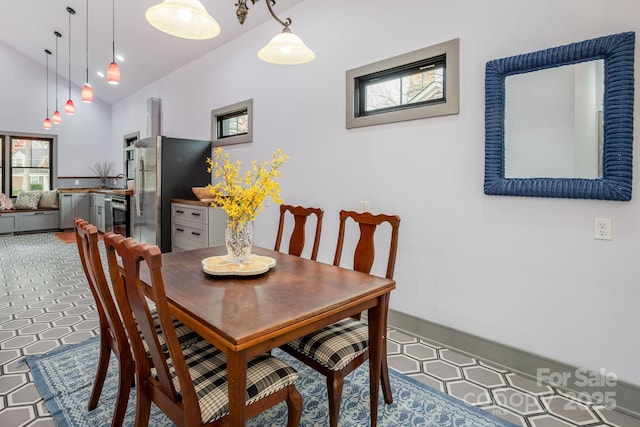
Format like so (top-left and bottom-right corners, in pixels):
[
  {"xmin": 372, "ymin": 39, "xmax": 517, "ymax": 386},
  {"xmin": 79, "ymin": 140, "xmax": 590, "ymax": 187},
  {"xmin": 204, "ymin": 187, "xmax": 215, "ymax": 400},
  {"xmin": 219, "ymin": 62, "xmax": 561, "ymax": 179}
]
[
  {"xmin": 274, "ymin": 204, "xmax": 324, "ymax": 260},
  {"xmin": 73, "ymin": 218, "xmax": 133, "ymax": 426},
  {"xmin": 333, "ymin": 210, "xmax": 401, "ymax": 280},
  {"xmin": 103, "ymin": 232, "xmax": 200, "ymax": 424},
  {"xmin": 75, "ymin": 219, "xmax": 128, "ymax": 347}
]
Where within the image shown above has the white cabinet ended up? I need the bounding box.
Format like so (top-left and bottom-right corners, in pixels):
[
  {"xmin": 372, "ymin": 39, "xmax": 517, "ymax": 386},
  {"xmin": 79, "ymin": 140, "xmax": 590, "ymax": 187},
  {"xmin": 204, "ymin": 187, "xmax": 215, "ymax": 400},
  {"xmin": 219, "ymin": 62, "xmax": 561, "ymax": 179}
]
[
  {"xmin": 90, "ymin": 193, "xmax": 106, "ymax": 233},
  {"xmin": 171, "ymin": 202, "xmax": 226, "ymax": 252},
  {"xmin": 59, "ymin": 192, "xmax": 91, "ymax": 229}
]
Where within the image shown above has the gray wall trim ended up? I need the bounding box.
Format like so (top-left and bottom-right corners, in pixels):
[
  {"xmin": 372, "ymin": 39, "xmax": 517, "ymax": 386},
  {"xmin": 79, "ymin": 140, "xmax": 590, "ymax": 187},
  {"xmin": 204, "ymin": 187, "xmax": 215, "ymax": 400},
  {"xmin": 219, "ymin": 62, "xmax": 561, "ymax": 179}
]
[{"xmin": 387, "ymin": 309, "xmax": 640, "ymax": 419}]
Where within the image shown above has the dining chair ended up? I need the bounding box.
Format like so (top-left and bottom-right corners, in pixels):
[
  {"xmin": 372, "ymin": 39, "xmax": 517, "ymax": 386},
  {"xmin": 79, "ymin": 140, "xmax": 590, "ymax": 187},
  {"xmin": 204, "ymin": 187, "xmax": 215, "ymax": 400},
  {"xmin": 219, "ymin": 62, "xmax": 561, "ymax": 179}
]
[
  {"xmin": 73, "ymin": 218, "xmax": 201, "ymax": 427},
  {"xmin": 274, "ymin": 204, "xmax": 324, "ymax": 260},
  {"xmin": 103, "ymin": 232, "xmax": 303, "ymax": 427},
  {"xmin": 74, "ymin": 218, "xmax": 133, "ymax": 427},
  {"xmin": 281, "ymin": 209, "xmax": 400, "ymax": 427}
]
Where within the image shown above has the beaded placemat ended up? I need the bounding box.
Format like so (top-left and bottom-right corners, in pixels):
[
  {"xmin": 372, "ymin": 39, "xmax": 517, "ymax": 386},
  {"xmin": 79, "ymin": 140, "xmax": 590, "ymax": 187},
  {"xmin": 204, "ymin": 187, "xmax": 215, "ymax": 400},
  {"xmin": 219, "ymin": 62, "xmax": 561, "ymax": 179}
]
[{"xmin": 202, "ymin": 254, "xmax": 276, "ymax": 276}]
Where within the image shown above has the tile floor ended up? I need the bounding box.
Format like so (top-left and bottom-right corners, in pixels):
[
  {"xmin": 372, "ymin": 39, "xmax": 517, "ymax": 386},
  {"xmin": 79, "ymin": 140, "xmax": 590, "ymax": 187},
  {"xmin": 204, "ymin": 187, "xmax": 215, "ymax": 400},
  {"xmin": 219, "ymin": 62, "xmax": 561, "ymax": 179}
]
[{"xmin": 0, "ymin": 232, "xmax": 638, "ymax": 427}]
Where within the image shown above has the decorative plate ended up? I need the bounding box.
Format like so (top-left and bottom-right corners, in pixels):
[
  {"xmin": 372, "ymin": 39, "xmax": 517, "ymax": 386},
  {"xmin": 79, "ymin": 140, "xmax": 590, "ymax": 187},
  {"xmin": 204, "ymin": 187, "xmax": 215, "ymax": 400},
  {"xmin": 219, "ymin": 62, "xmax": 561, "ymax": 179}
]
[{"xmin": 202, "ymin": 254, "xmax": 276, "ymax": 277}]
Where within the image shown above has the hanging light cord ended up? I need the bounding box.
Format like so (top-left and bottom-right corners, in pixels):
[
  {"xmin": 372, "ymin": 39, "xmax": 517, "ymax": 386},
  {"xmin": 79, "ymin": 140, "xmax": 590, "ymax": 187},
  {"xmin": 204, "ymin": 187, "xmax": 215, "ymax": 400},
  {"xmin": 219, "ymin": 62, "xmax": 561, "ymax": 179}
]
[
  {"xmin": 45, "ymin": 50, "xmax": 51, "ymax": 116},
  {"xmin": 68, "ymin": 8, "xmax": 73, "ymax": 98},
  {"xmin": 112, "ymin": 0, "xmax": 115, "ymax": 62},
  {"xmin": 54, "ymin": 31, "xmax": 61, "ymax": 109},
  {"xmin": 86, "ymin": 0, "xmax": 89, "ymax": 83}
]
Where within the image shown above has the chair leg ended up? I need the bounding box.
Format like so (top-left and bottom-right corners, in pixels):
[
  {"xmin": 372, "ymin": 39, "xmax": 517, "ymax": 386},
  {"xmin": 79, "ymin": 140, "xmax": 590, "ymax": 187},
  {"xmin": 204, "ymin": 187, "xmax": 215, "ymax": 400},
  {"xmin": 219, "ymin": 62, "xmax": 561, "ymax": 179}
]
[
  {"xmin": 88, "ymin": 336, "xmax": 111, "ymax": 411},
  {"xmin": 134, "ymin": 378, "xmax": 152, "ymax": 427},
  {"xmin": 380, "ymin": 356, "xmax": 393, "ymax": 404},
  {"xmin": 285, "ymin": 385, "xmax": 303, "ymax": 427},
  {"xmin": 111, "ymin": 357, "xmax": 134, "ymax": 427},
  {"xmin": 327, "ymin": 373, "xmax": 344, "ymax": 427}
]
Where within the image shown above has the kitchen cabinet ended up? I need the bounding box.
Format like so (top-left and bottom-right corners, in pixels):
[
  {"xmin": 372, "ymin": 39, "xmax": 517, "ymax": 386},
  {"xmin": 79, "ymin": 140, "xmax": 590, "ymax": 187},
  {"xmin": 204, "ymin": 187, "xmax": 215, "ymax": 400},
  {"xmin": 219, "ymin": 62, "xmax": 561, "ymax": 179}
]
[
  {"xmin": 59, "ymin": 192, "xmax": 91, "ymax": 229},
  {"xmin": 171, "ymin": 202, "xmax": 226, "ymax": 252},
  {"xmin": 90, "ymin": 193, "xmax": 106, "ymax": 233}
]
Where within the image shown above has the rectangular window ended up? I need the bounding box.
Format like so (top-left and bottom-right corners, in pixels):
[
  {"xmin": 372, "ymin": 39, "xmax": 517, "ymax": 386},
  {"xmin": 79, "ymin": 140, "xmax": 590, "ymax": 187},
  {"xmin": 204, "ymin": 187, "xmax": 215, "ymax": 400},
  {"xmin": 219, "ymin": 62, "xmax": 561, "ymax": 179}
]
[
  {"xmin": 211, "ymin": 99, "xmax": 253, "ymax": 146},
  {"xmin": 358, "ymin": 55, "xmax": 445, "ymax": 116},
  {"xmin": 217, "ymin": 110, "xmax": 249, "ymax": 138},
  {"xmin": 346, "ymin": 39, "xmax": 459, "ymax": 129},
  {"xmin": 10, "ymin": 137, "xmax": 53, "ymax": 196}
]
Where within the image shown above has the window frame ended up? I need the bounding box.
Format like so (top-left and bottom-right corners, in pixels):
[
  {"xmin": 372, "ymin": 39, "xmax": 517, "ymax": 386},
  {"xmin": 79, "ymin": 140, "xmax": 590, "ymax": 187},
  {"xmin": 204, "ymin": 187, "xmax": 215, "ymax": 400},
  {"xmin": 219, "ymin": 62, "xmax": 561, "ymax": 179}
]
[
  {"xmin": 0, "ymin": 136, "xmax": 3, "ymax": 194},
  {"xmin": 346, "ymin": 38, "xmax": 459, "ymax": 129},
  {"xmin": 0, "ymin": 132, "xmax": 57, "ymax": 197},
  {"xmin": 211, "ymin": 99, "xmax": 253, "ymax": 146}
]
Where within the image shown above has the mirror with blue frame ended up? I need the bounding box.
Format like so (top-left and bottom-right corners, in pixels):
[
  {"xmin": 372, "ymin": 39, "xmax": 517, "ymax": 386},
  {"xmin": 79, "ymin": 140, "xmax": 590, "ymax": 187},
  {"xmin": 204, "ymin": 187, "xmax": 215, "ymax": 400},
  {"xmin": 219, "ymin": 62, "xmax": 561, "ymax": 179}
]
[{"xmin": 484, "ymin": 32, "xmax": 635, "ymax": 200}]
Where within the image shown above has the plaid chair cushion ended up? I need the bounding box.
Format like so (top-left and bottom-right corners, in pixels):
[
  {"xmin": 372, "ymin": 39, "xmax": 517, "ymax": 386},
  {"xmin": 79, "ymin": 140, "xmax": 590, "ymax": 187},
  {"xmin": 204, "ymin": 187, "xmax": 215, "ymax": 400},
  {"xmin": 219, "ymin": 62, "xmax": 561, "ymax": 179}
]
[
  {"xmin": 284, "ymin": 318, "xmax": 368, "ymax": 371},
  {"xmin": 140, "ymin": 310, "xmax": 201, "ymax": 354},
  {"xmin": 156, "ymin": 340, "xmax": 299, "ymax": 423}
]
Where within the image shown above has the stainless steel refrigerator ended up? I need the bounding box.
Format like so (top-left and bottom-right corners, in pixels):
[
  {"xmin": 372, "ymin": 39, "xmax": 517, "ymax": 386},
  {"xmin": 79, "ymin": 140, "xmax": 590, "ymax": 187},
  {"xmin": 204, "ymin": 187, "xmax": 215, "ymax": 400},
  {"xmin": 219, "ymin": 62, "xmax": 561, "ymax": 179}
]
[{"xmin": 130, "ymin": 136, "xmax": 211, "ymax": 252}]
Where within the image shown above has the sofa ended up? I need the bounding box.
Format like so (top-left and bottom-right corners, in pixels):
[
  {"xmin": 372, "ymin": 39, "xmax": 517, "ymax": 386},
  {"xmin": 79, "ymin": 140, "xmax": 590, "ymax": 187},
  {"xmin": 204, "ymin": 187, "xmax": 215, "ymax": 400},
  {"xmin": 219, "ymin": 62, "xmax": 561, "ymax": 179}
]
[{"xmin": 0, "ymin": 190, "xmax": 60, "ymax": 234}]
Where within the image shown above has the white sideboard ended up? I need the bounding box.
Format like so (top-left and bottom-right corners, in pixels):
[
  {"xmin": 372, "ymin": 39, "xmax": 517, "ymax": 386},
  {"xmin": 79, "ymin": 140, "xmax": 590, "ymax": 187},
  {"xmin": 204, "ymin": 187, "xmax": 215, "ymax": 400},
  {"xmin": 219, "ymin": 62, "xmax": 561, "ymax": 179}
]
[{"xmin": 171, "ymin": 201, "xmax": 226, "ymax": 252}]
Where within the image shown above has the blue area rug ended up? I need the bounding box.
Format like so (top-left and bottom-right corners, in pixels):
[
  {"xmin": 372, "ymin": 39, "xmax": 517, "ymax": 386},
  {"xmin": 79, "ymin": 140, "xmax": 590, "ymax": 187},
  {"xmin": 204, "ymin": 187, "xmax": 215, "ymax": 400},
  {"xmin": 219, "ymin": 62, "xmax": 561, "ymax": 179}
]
[{"xmin": 27, "ymin": 336, "xmax": 518, "ymax": 426}]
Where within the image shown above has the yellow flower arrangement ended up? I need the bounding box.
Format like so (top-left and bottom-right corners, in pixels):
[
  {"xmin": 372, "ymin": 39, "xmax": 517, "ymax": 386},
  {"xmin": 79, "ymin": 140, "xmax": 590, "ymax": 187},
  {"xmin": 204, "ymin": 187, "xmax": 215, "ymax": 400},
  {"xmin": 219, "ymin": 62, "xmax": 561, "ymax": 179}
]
[{"xmin": 206, "ymin": 147, "xmax": 289, "ymax": 225}]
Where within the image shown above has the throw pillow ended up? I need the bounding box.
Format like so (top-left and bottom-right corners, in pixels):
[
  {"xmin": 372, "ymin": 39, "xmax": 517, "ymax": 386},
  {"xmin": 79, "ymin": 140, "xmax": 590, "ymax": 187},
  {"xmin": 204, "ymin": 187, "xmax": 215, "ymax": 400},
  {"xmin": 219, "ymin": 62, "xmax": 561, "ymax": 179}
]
[
  {"xmin": 38, "ymin": 189, "xmax": 59, "ymax": 209},
  {"xmin": 14, "ymin": 190, "xmax": 42, "ymax": 210},
  {"xmin": 0, "ymin": 193, "xmax": 13, "ymax": 210}
]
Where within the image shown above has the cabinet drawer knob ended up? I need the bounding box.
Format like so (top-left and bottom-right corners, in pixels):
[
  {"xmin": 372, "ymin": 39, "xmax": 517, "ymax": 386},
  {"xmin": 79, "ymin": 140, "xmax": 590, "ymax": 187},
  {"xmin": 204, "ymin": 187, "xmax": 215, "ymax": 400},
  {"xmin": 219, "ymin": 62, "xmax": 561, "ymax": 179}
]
[
  {"xmin": 176, "ymin": 210, "xmax": 184, "ymax": 214},
  {"xmin": 191, "ymin": 232, "xmax": 201, "ymax": 236},
  {"xmin": 176, "ymin": 228, "xmax": 184, "ymax": 232},
  {"xmin": 191, "ymin": 212, "xmax": 201, "ymax": 216}
]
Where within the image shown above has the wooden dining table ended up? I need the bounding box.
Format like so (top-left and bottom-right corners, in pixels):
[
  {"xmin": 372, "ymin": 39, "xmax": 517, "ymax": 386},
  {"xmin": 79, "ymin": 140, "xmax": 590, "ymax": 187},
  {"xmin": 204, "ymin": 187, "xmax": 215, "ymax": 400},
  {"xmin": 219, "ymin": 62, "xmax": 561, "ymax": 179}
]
[{"xmin": 136, "ymin": 245, "xmax": 395, "ymax": 427}]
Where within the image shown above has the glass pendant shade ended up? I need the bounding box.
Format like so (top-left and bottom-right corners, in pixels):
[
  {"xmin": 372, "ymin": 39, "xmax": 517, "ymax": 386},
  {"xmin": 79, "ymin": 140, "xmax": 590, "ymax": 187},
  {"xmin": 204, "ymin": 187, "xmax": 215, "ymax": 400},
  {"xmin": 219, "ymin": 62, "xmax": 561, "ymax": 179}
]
[
  {"xmin": 43, "ymin": 117, "xmax": 52, "ymax": 130},
  {"xmin": 257, "ymin": 28, "xmax": 315, "ymax": 65},
  {"xmin": 81, "ymin": 84, "xmax": 93, "ymax": 102},
  {"xmin": 65, "ymin": 99, "xmax": 75, "ymax": 114},
  {"xmin": 53, "ymin": 110, "xmax": 62, "ymax": 124},
  {"xmin": 146, "ymin": 0, "xmax": 220, "ymax": 40},
  {"xmin": 107, "ymin": 62, "xmax": 120, "ymax": 85}
]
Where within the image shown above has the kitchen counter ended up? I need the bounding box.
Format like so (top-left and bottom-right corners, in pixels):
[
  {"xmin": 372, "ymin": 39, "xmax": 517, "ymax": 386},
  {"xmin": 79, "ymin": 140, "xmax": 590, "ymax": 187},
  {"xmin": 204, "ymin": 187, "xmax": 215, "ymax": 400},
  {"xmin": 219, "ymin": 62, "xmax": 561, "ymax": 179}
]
[
  {"xmin": 171, "ymin": 198, "xmax": 214, "ymax": 207},
  {"xmin": 59, "ymin": 188, "xmax": 134, "ymax": 196}
]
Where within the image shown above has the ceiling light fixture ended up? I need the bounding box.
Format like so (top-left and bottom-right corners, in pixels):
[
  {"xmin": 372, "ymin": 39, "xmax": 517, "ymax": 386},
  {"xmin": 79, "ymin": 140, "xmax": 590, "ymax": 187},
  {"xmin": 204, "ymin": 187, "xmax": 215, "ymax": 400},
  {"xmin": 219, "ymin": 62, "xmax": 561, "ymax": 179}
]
[
  {"xmin": 53, "ymin": 31, "xmax": 62, "ymax": 124},
  {"xmin": 43, "ymin": 49, "xmax": 52, "ymax": 130},
  {"xmin": 81, "ymin": 0, "xmax": 93, "ymax": 103},
  {"xmin": 236, "ymin": 0, "xmax": 314, "ymax": 65},
  {"xmin": 107, "ymin": 0, "xmax": 120, "ymax": 85},
  {"xmin": 65, "ymin": 7, "xmax": 76, "ymax": 115},
  {"xmin": 145, "ymin": 0, "xmax": 220, "ymax": 40}
]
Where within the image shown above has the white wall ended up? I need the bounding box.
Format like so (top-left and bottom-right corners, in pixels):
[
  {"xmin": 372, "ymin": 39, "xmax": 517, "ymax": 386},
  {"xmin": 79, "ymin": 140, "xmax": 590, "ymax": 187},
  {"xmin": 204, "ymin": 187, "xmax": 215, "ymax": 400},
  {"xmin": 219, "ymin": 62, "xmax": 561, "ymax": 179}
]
[
  {"xmin": 0, "ymin": 42, "xmax": 113, "ymax": 176},
  {"xmin": 111, "ymin": 0, "xmax": 638, "ymax": 387}
]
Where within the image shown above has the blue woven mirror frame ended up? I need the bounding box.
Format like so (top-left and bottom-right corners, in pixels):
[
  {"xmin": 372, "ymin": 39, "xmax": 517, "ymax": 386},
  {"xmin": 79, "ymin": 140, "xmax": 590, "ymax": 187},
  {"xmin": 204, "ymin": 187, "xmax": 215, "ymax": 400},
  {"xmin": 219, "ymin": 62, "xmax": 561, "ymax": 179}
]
[{"xmin": 484, "ymin": 32, "xmax": 635, "ymax": 200}]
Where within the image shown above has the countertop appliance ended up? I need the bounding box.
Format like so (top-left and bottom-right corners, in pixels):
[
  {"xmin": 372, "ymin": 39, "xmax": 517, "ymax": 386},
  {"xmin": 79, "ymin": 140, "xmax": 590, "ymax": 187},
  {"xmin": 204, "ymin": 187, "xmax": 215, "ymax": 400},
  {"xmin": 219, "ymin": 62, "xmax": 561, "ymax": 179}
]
[{"xmin": 130, "ymin": 136, "xmax": 211, "ymax": 252}]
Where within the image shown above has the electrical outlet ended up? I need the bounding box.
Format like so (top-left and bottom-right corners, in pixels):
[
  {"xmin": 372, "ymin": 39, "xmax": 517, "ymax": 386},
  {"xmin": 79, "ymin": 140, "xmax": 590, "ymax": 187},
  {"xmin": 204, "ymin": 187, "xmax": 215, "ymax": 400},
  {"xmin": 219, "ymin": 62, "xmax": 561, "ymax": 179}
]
[
  {"xmin": 74, "ymin": 179, "xmax": 79, "ymax": 186},
  {"xmin": 594, "ymin": 217, "xmax": 612, "ymax": 240},
  {"xmin": 360, "ymin": 200, "xmax": 370, "ymax": 211}
]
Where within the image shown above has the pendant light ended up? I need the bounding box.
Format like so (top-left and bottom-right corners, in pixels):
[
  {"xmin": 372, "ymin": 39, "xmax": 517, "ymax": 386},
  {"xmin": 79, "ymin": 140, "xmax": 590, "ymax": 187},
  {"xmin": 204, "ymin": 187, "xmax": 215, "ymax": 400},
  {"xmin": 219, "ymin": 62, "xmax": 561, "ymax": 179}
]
[
  {"xmin": 145, "ymin": 0, "xmax": 220, "ymax": 40},
  {"xmin": 81, "ymin": 0, "xmax": 93, "ymax": 103},
  {"xmin": 107, "ymin": 0, "xmax": 120, "ymax": 85},
  {"xmin": 43, "ymin": 49, "xmax": 52, "ymax": 130},
  {"xmin": 65, "ymin": 7, "xmax": 76, "ymax": 115},
  {"xmin": 235, "ymin": 0, "xmax": 314, "ymax": 65},
  {"xmin": 53, "ymin": 31, "xmax": 62, "ymax": 124}
]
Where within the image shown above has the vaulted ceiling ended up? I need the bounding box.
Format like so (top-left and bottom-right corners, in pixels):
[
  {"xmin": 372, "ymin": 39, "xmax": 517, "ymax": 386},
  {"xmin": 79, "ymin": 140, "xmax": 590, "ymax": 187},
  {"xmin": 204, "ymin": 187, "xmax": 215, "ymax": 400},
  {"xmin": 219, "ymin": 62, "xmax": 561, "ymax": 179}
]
[{"xmin": 0, "ymin": 0, "xmax": 303, "ymax": 104}]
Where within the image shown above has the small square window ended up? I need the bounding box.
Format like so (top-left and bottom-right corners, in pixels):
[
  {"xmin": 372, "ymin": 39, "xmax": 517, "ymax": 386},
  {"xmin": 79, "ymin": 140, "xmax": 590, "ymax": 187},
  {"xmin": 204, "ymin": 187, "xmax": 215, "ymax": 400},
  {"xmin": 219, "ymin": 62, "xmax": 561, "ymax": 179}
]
[
  {"xmin": 211, "ymin": 99, "xmax": 253, "ymax": 146},
  {"xmin": 346, "ymin": 39, "xmax": 459, "ymax": 129}
]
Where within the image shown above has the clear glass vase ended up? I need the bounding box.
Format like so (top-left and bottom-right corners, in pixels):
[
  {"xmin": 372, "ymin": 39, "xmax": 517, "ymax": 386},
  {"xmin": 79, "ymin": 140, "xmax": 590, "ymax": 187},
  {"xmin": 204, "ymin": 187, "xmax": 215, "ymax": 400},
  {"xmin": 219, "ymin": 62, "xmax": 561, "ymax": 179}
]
[{"xmin": 225, "ymin": 220, "xmax": 253, "ymax": 264}]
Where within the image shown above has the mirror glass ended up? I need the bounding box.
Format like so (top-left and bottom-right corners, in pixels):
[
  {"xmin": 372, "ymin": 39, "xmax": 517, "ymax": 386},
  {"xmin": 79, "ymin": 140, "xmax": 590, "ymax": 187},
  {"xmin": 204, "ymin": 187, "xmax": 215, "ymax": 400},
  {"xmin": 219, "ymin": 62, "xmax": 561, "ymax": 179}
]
[
  {"xmin": 484, "ymin": 32, "xmax": 635, "ymax": 201},
  {"xmin": 504, "ymin": 60, "xmax": 604, "ymax": 179}
]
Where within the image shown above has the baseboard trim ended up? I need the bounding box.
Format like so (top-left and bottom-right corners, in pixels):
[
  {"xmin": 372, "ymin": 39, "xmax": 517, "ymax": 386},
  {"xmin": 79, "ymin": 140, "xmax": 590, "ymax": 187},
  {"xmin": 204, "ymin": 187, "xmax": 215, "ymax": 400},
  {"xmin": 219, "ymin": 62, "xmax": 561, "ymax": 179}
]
[{"xmin": 387, "ymin": 309, "xmax": 640, "ymax": 419}]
